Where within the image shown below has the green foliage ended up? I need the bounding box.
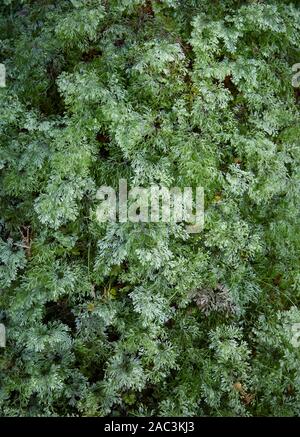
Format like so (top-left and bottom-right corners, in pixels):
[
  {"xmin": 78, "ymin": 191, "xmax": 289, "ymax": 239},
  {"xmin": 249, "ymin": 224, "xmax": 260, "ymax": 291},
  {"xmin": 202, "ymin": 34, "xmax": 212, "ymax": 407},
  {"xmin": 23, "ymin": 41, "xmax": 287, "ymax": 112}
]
[{"xmin": 0, "ymin": 0, "xmax": 299, "ymax": 417}]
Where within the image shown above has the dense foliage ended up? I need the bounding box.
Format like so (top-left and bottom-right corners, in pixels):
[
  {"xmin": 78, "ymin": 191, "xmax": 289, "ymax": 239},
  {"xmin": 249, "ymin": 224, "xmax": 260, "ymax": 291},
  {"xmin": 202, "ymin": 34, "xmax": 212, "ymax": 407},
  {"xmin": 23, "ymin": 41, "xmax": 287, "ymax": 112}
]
[{"xmin": 0, "ymin": 0, "xmax": 299, "ymax": 417}]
